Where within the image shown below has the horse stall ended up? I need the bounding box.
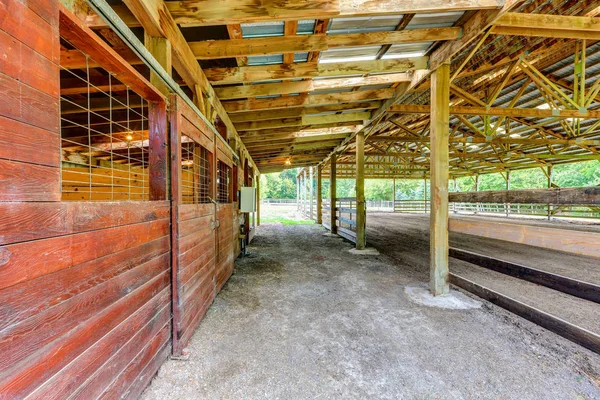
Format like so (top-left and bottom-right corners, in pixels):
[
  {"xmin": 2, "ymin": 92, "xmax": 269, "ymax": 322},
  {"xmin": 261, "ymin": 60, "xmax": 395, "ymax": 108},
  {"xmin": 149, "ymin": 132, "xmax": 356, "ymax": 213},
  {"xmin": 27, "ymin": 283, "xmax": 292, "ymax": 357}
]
[{"xmin": 0, "ymin": 3, "xmax": 250, "ymax": 397}]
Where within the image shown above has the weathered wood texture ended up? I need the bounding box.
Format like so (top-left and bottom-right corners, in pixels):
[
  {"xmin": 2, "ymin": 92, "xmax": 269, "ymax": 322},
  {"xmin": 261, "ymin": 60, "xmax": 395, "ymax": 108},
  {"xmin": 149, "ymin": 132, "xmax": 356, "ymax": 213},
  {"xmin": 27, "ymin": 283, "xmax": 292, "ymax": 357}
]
[
  {"xmin": 429, "ymin": 63, "xmax": 450, "ymax": 296},
  {"xmin": 0, "ymin": 0, "xmax": 60, "ymax": 201},
  {"xmin": 170, "ymin": 95, "xmax": 237, "ymax": 355},
  {"xmin": 449, "ymin": 187, "xmax": 600, "ymax": 205},
  {"xmin": 449, "ymin": 217, "xmax": 600, "ymax": 259},
  {"xmin": 0, "ymin": 6, "xmax": 174, "ymax": 398},
  {"xmin": 0, "ymin": 201, "xmax": 172, "ymax": 399}
]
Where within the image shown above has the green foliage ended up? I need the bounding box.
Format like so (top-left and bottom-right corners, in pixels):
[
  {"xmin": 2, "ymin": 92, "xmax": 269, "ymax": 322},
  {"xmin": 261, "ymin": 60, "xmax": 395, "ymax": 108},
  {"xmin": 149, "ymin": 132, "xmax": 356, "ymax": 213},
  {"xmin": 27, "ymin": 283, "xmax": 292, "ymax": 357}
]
[
  {"xmin": 553, "ymin": 161, "xmax": 600, "ymax": 188},
  {"xmin": 261, "ymin": 161, "xmax": 599, "ymax": 200},
  {"xmin": 261, "ymin": 168, "xmax": 298, "ymax": 199}
]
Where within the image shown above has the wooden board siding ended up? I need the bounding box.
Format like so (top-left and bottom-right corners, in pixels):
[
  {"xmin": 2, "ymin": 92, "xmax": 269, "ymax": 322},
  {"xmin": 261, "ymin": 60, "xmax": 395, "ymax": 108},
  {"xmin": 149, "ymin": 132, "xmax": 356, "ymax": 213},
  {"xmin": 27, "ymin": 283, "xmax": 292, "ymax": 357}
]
[
  {"xmin": 170, "ymin": 94, "xmax": 239, "ymax": 355},
  {"xmin": 0, "ymin": 4, "xmax": 172, "ymax": 398},
  {"xmin": 216, "ymin": 203, "xmax": 236, "ymax": 292},
  {"xmin": 176, "ymin": 203, "xmax": 217, "ymax": 350},
  {"xmin": 0, "ymin": 201, "xmax": 171, "ymax": 399},
  {"xmin": 0, "ymin": 0, "xmax": 60, "ymax": 202},
  {"xmin": 449, "ymin": 217, "xmax": 600, "ymax": 259}
]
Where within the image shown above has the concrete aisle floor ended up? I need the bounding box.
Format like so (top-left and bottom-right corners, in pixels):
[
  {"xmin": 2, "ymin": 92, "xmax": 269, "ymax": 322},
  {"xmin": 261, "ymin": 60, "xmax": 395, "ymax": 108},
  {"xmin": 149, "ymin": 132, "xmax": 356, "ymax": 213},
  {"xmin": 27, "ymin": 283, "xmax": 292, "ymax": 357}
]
[{"xmin": 142, "ymin": 224, "xmax": 600, "ymax": 400}]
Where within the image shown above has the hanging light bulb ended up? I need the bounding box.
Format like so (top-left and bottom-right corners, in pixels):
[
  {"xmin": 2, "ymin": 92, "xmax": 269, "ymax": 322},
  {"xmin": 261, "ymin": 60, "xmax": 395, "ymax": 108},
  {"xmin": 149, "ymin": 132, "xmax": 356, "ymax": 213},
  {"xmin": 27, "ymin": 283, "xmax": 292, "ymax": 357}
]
[
  {"xmin": 125, "ymin": 133, "xmax": 133, "ymax": 141},
  {"xmin": 285, "ymin": 159, "xmax": 291, "ymax": 166}
]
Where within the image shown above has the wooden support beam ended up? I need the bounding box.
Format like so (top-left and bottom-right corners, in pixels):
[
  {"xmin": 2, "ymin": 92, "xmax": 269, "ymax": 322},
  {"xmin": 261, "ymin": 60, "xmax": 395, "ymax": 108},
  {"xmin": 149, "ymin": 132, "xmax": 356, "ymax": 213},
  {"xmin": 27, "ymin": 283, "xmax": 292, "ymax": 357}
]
[
  {"xmin": 429, "ymin": 63, "xmax": 450, "ymax": 296},
  {"xmin": 355, "ymin": 131, "xmax": 366, "ymax": 250},
  {"xmin": 59, "ymin": 6, "xmax": 164, "ymax": 102},
  {"xmin": 230, "ymin": 102, "xmax": 379, "ymax": 123},
  {"xmin": 448, "ymin": 186, "xmax": 600, "ymax": 205},
  {"xmin": 86, "ymin": 0, "xmax": 502, "ymax": 28},
  {"xmin": 215, "ymin": 73, "xmax": 411, "ymax": 99},
  {"xmin": 188, "ymin": 28, "xmax": 461, "ymax": 60},
  {"xmin": 494, "ymin": 13, "xmax": 600, "ymax": 32},
  {"xmin": 491, "ymin": 26, "xmax": 600, "ymax": 40},
  {"xmin": 234, "ymin": 112, "xmax": 369, "ymax": 131},
  {"xmin": 204, "ymin": 58, "xmax": 429, "ymax": 85},
  {"xmin": 223, "ymin": 89, "xmax": 395, "ymax": 112},
  {"xmin": 388, "ymin": 104, "xmax": 600, "ymax": 119},
  {"xmin": 368, "ymin": 136, "xmax": 600, "ymax": 147},
  {"xmin": 429, "ymin": 0, "xmax": 521, "ymax": 72},
  {"xmin": 256, "ymin": 174, "xmax": 260, "ymax": 225},
  {"xmin": 317, "ymin": 166, "xmax": 323, "ymax": 224},
  {"xmin": 330, "ymin": 154, "xmax": 337, "ymax": 234},
  {"xmin": 145, "ymin": 34, "xmax": 172, "ymax": 96},
  {"xmin": 120, "ymin": 0, "xmax": 258, "ymax": 171}
]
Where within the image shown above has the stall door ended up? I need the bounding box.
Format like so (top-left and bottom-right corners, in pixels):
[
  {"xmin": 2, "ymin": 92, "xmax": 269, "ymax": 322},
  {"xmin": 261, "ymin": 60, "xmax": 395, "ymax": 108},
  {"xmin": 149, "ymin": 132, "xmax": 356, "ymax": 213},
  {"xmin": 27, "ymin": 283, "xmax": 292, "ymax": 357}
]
[{"xmin": 170, "ymin": 95, "xmax": 217, "ymax": 355}]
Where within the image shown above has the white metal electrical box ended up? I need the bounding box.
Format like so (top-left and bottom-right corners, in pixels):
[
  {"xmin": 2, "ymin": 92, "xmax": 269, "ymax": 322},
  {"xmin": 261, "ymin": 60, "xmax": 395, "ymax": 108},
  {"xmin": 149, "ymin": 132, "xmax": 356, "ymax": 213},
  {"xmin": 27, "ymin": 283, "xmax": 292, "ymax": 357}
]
[{"xmin": 240, "ymin": 187, "xmax": 256, "ymax": 212}]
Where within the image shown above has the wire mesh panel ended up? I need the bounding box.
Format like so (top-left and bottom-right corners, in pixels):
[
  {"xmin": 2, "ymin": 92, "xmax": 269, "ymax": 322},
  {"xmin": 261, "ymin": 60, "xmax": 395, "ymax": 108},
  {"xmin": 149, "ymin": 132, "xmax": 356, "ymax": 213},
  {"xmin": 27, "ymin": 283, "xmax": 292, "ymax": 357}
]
[
  {"xmin": 59, "ymin": 36, "xmax": 150, "ymax": 201},
  {"xmin": 217, "ymin": 161, "xmax": 231, "ymax": 203},
  {"xmin": 181, "ymin": 136, "xmax": 212, "ymax": 204}
]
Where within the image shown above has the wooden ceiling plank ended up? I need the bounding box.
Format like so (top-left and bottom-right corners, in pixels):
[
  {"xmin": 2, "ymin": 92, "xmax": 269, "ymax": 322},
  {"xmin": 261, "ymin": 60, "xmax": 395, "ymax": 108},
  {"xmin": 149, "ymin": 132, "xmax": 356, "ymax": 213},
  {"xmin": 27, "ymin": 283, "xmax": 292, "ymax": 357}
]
[
  {"xmin": 495, "ymin": 13, "xmax": 600, "ymax": 32},
  {"xmin": 189, "ymin": 27, "xmax": 461, "ymax": 60},
  {"xmin": 223, "ymin": 88, "xmax": 395, "ymax": 112},
  {"xmin": 121, "ymin": 0, "xmax": 258, "ymax": 170},
  {"xmin": 214, "ymin": 73, "xmax": 410, "ymax": 99},
  {"xmin": 205, "ymin": 57, "xmax": 428, "ymax": 85},
  {"xmin": 86, "ymin": 0, "xmax": 502, "ymax": 28}
]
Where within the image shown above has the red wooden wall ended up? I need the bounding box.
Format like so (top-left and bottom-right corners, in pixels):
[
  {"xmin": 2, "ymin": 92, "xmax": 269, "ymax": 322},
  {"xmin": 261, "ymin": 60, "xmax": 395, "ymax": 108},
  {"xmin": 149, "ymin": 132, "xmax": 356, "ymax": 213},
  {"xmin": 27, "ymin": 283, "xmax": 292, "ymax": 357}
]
[
  {"xmin": 170, "ymin": 95, "xmax": 238, "ymax": 356},
  {"xmin": 0, "ymin": 4, "xmax": 241, "ymax": 398}
]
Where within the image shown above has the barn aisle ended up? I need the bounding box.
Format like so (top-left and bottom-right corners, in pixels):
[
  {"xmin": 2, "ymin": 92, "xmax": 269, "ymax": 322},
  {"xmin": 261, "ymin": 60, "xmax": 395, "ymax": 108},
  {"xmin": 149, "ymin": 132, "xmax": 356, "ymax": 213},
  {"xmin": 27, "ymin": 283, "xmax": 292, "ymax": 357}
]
[{"xmin": 142, "ymin": 224, "xmax": 600, "ymax": 399}]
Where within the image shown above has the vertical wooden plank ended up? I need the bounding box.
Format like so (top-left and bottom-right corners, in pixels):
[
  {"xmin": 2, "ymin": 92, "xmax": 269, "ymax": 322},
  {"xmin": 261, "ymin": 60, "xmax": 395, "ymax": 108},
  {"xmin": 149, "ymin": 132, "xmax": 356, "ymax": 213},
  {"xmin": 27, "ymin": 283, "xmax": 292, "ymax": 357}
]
[
  {"xmin": 302, "ymin": 169, "xmax": 308, "ymax": 215},
  {"xmin": 169, "ymin": 95, "xmax": 183, "ymax": 356},
  {"xmin": 355, "ymin": 132, "xmax": 366, "ymax": 250},
  {"xmin": 256, "ymin": 174, "xmax": 260, "ymax": 226},
  {"xmin": 149, "ymin": 101, "xmax": 168, "ymax": 201},
  {"xmin": 330, "ymin": 155, "xmax": 337, "ymax": 234},
  {"xmin": 316, "ymin": 166, "xmax": 322, "ymax": 224},
  {"xmin": 429, "ymin": 62, "xmax": 450, "ymax": 296},
  {"xmin": 309, "ymin": 166, "xmax": 314, "ymax": 220},
  {"xmin": 144, "ymin": 34, "xmax": 171, "ymax": 96}
]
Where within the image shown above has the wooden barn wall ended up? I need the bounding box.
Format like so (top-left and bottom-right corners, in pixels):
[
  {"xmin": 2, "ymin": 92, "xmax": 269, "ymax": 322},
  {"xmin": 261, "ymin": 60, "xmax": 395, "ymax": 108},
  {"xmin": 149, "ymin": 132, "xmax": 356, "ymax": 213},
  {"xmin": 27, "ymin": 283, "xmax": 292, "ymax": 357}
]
[
  {"xmin": 0, "ymin": 3, "xmax": 243, "ymax": 396},
  {"xmin": 170, "ymin": 95, "xmax": 239, "ymax": 355},
  {"xmin": 0, "ymin": 0, "xmax": 61, "ymax": 202},
  {"xmin": 0, "ymin": 3, "xmax": 172, "ymax": 398},
  {"xmin": 0, "ymin": 202, "xmax": 172, "ymax": 399}
]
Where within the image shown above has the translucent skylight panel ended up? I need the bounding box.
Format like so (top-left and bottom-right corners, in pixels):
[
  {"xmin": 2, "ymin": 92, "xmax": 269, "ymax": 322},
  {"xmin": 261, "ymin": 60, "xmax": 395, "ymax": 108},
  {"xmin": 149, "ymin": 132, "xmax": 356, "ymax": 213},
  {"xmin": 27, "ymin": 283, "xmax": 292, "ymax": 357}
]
[
  {"xmin": 327, "ymin": 15, "xmax": 404, "ymax": 34},
  {"xmin": 247, "ymin": 54, "xmax": 284, "ymax": 65},
  {"xmin": 297, "ymin": 20, "xmax": 316, "ymax": 34},
  {"xmin": 241, "ymin": 22, "xmax": 284, "ymax": 38},
  {"xmin": 406, "ymin": 11, "xmax": 464, "ymax": 29}
]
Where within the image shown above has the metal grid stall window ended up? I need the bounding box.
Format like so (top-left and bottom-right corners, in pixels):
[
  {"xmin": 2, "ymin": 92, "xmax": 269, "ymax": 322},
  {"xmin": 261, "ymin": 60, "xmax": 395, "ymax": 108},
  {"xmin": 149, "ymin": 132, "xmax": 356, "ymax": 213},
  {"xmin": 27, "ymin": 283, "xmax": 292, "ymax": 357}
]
[
  {"xmin": 59, "ymin": 37, "xmax": 150, "ymax": 201},
  {"xmin": 181, "ymin": 136, "xmax": 212, "ymax": 204},
  {"xmin": 217, "ymin": 161, "xmax": 231, "ymax": 203}
]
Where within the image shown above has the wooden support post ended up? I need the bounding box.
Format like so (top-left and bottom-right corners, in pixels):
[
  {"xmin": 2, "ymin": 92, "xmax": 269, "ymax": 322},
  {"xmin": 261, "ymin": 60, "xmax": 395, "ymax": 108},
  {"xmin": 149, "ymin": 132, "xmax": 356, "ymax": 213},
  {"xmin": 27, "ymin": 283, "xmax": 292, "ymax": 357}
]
[
  {"xmin": 356, "ymin": 131, "xmax": 366, "ymax": 250},
  {"xmin": 475, "ymin": 173, "xmax": 480, "ymax": 214},
  {"xmin": 547, "ymin": 166, "xmax": 553, "ymax": 220},
  {"xmin": 317, "ymin": 166, "xmax": 323, "ymax": 224},
  {"xmin": 303, "ymin": 169, "xmax": 308, "ymax": 215},
  {"xmin": 393, "ymin": 178, "xmax": 396, "ymax": 211},
  {"xmin": 506, "ymin": 170, "xmax": 511, "ymax": 217},
  {"xmin": 296, "ymin": 175, "xmax": 300, "ymax": 210},
  {"xmin": 423, "ymin": 174, "xmax": 428, "ymax": 213},
  {"xmin": 145, "ymin": 34, "xmax": 172, "ymax": 96},
  {"xmin": 256, "ymin": 174, "xmax": 260, "ymax": 226},
  {"xmin": 309, "ymin": 166, "xmax": 314, "ymax": 220},
  {"xmin": 330, "ymin": 155, "xmax": 337, "ymax": 234},
  {"xmin": 429, "ymin": 62, "xmax": 450, "ymax": 296}
]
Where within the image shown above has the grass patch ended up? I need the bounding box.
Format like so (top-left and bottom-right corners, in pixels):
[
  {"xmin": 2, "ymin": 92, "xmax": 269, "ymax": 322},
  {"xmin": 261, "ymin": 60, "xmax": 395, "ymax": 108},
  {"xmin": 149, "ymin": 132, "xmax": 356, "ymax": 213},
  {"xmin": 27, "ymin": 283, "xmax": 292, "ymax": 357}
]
[{"xmin": 261, "ymin": 216, "xmax": 315, "ymax": 225}]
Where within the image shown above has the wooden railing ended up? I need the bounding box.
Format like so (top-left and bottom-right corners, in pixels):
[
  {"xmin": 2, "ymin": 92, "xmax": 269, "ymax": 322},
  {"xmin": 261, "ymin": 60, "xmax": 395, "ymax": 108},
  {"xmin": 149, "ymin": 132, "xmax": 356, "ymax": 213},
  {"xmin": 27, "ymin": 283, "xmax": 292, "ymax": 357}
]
[{"xmin": 322, "ymin": 197, "xmax": 360, "ymax": 243}]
